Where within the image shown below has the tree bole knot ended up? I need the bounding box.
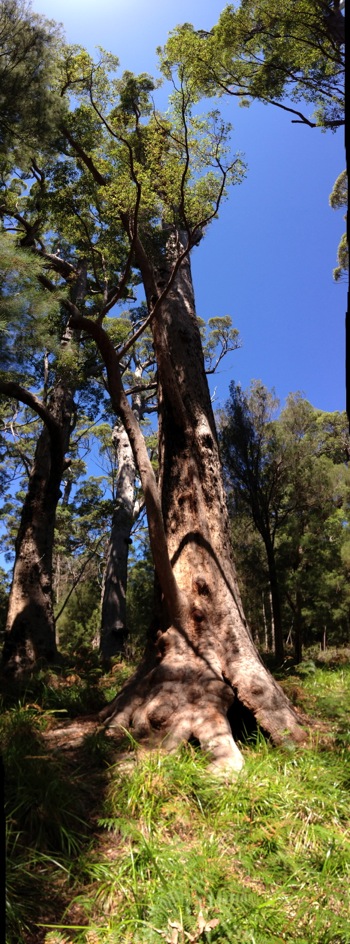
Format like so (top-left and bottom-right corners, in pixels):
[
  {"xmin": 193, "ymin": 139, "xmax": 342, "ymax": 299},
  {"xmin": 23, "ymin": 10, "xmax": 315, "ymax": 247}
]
[
  {"xmin": 201, "ymin": 433, "xmax": 214, "ymax": 450},
  {"xmin": 178, "ymin": 489, "xmax": 196, "ymax": 509},
  {"xmin": 191, "ymin": 604, "xmax": 205, "ymax": 623},
  {"xmin": 251, "ymin": 685, "xmax": 265, "ymax": 699},
  {"xmin": 156, "ymin": 631, "xmax": 170, "ymax": 657},
  {"xmin": 149, "ymin": 710, "xmax": 170, "ymax": 730},
  {"xmin": 147, "ymin": 695, "xmax": 179, "ymax": 730},
  {"xmin": 193, "ymin": 576, "xmax": 211, "ymax": 596}
]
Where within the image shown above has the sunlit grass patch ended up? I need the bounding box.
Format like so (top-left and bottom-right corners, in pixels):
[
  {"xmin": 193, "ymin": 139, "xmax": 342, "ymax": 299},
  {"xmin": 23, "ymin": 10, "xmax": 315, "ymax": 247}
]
[
  {"xmin": 302, "ymin": 664, "xmax": 350, "ymax": 739},
  {"xmin": 62, "ymin": 732, "xmax": 350, "ymax": 944}
]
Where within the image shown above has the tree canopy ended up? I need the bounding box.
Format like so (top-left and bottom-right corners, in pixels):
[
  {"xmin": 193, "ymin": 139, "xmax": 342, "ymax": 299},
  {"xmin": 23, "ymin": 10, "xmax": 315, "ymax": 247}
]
[
  {"xmin": 160, "ymin": 0, "xmax": 345, "ymax": 130},
  {"xmin": 0, "ymin": 0, "xmax": 65, "ymax": 165}
]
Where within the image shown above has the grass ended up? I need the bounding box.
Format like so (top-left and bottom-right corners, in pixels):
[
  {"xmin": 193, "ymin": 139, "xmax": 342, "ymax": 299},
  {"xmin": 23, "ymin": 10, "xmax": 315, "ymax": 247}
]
[
  {"xmin": 0, "ymin": 653, "xmax": 132, "ymax": 718},
  {"xmin": 2, "ymin": 653, "xmax": 350, "ymax": 944}
]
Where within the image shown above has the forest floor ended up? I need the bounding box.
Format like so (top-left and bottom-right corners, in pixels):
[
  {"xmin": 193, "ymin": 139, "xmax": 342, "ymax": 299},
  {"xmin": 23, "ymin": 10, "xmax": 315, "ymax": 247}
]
[{"xmin": 2, "ymin": 648, "xmax": 350, "ymax": 944}]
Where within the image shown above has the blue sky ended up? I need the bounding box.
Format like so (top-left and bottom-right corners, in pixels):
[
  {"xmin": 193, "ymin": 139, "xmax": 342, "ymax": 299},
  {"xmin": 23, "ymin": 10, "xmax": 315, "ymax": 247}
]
[{"xmin": 31, "ymin": 0, "xmax": 346, "ymax": 414}]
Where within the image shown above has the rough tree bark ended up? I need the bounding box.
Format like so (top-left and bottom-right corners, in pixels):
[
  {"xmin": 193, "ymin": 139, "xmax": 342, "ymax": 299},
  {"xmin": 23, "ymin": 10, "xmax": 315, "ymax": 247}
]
[{"xmin": 96, "ymin": 232, "xmax": 306, "ymax": 773}]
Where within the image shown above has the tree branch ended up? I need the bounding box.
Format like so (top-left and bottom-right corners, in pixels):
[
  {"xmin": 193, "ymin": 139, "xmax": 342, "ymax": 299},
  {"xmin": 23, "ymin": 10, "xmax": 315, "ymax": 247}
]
[
  {"xmin": 55, "ymin": 536, "xmax": 105, "ymax": 623},
  {"xmin": 0, "ymin": 381, "xmax": 61, "ymax": 437},
  {"xmin": 63, "ymin": 303, "xmax": 185, "ymax": 623},
  {"xmin": 61, "ymin": 124, "xmax": 108, "ymax": 186}
]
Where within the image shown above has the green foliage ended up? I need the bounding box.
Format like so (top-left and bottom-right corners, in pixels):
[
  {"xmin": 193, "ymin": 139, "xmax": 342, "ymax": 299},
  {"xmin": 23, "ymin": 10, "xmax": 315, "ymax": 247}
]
[
  {"xmin": 221, "ymin": 384, "xmax": 350, "ymax": 653},
  {"xmin": 76, "ymin": 726, "xmax": 350, "ymax": 941},
  {"xmin": 1, "ymin": 705, "xmax": 88, "ymax": 943},
  {"xmin": 0, "ymin": 657, "xmax": 122, "ymax": 716},
  {"xmin": 57, "ymin": 575, "xmax": 101, "ymax": 658},
  {"xmin": 330, "ymin": 170, "xmax": 348, "ymax": 210},
  {"xmin": 2, "ymin": 708, "xmax": 87, "ymax": 852},
  {"xmin": 0, "ymin": 0, "xmax": 65, "ymax": 166},
  {"xmin": 329, "ymin": 171, "xmax": 348, "ymax": 281},
  {"xmin": 161, "ymin": 0, "xmax": 344, "ymax": 131},
  {"xmin": 201, "ymin": 315, "xmax": 241, "ymax": 373},
  {"xmin": 52, "ymin": 49, "xmax": 246, "ymax": 250},
  {"xmin": 0, "ymin": 232, "xmax": 65, "ymax": 382},
  {"xmin": 126, "ymin": 542, "xmax": 155, "ymax": 654},
  {"xmin": 276, "ymin": 395, "xmax": 350, "ymax": 648}
]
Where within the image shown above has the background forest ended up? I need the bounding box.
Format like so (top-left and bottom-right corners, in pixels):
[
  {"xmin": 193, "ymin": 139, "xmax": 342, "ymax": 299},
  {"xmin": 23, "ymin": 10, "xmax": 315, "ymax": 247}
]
[{"xmin": 0, "ymin": 1, "xmax": 349, "ymax": 942}]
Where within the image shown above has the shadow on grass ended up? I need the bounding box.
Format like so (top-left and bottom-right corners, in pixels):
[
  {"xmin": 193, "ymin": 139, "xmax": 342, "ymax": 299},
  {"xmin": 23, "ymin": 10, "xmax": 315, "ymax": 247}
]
[{"xmin": 1, "ymin": 656, "xmax": 134, "ymax": 943}]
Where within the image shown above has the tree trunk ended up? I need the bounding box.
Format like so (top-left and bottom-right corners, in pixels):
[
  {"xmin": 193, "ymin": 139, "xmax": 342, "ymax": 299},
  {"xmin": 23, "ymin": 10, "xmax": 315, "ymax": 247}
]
[
  {"xmin": 2, "ymin": 384, "xmax": 72, "ymax": 674},
  {"xmin": 269, "ymin": 590, "xmax": 276, "ymax": 655},
  {"xmin": 265, "ymin": 537, "xmax": 284, "ymax": 663},
  {"xmin": 100, "ymin": 419, "xmax": 137, "ymax": 660},
  {"xmin": 294, "ymin": 588, "xmax": 303, "ymax": 664},
  {"xmin": 99, "ymin": 233, "xmax": 306, "ymax": 772},
  {"xmin": 100, "ymin": 373, "xmax": 147, "ymax": 661},
  {"xmin": 262, "ymin": 592, "xmax": 269, "ymax": 651},
  {"xmin": 2, "ymin": 264, "xmax": 86, "ymax": 675}
]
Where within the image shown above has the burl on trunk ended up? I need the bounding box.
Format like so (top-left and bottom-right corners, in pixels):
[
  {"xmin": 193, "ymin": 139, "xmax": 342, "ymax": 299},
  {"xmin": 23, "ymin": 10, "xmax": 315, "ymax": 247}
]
[{"xmin": 99, "ymin": 233, "xmax": 306, "ymax": 773}]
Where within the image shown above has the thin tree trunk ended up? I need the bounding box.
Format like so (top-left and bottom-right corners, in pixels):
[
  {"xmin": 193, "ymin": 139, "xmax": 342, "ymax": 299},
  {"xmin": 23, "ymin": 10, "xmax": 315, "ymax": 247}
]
[
  {"xmin": 100, "ymin": 377, "xmax": 146, "ymax": 661},
  {"xmin": 265, "ymin": 538, "xmax": 284, "ymax": 663},
  {"xmin": 98, "ymin": 233, "xmax": 306, "ymax": 772},
  {"xmin": 100, "ymin": 420, "xmax": 136, "ymax": 660},
  {"xmin": 269, "ymin": 591, "xmax": 275, "ymax": 655},
  {"xmin": 262, "ymin": 592, "xmax": 269, "ymax": 651},
  {"xmin": 294, "ymin": 588, "xmax": 303, "ymax": 664}
]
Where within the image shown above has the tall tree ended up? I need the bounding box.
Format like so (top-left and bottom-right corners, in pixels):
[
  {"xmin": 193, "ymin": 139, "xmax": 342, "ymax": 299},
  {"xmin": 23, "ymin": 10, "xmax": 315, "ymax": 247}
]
[
  {"xmin": 221, "ymin": 381, "xmax": 287, "ymax": 662},
  {"xmin": 51, "ymin": 54, "xmax": 306, "ymax": 770},
  {"xmin": 0, "ymin": 244, "xmax": 86, "ymax": 672},
  {"xmin": 0, "ymin": 32, "xmax": 306, "ymax": 763},
  {"xmin": 100, "ymin": 309, "xmax": 240, "ymax": 662},
  {"xmin": 222, "ymin": 386, "xmax": 350, "ymax": 661},
  {"xmin": 275, "ymin": 395, "xmax": 350, "ymax": 658},
  {"xmin": 0, "ymin": 65, "xmax": 135, "ymax": 672}
]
